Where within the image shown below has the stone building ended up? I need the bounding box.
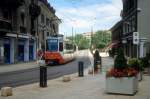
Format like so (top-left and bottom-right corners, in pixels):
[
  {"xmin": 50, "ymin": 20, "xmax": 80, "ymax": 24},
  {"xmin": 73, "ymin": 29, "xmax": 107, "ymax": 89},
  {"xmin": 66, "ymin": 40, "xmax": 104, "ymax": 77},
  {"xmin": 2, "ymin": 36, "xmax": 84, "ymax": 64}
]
[
  {"xmin": 109, "ymin": 20, "xmax": 123, "ymax": 56},
  {"xmin": 122, "ymin": 0, "xmax": 150, "ymax": 58},
  {"xmin": 38, "ymin": 0, "xmax": 60, "ymax": 51},
  {"xmin": 0, "ymin": 0, "xmax": 40, "ymax": 64}
]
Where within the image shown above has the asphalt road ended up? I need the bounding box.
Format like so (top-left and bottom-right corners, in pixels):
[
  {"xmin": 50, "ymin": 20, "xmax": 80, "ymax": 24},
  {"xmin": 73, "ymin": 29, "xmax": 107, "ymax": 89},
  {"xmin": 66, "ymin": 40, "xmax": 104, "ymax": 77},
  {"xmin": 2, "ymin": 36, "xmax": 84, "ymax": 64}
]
[{"xmin": 0, "ymin": 50, "xmax": 91, "ymax": 88}]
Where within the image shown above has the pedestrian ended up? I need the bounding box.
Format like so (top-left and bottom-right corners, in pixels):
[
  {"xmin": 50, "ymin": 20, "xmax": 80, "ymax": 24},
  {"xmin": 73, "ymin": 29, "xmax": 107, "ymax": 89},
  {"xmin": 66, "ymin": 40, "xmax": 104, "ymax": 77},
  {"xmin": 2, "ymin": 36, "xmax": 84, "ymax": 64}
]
[{"xmin": 94, "ymin": 49, "xmax": 101, "ymax": 72}]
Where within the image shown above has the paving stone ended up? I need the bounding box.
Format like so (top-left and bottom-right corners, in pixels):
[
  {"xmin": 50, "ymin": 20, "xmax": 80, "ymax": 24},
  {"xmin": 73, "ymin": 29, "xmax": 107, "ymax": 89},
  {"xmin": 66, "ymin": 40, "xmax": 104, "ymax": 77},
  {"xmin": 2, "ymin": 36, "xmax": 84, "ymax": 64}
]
[{"xmin": 1, "ymin": 87, "xmax": 13, "ymax": 97}]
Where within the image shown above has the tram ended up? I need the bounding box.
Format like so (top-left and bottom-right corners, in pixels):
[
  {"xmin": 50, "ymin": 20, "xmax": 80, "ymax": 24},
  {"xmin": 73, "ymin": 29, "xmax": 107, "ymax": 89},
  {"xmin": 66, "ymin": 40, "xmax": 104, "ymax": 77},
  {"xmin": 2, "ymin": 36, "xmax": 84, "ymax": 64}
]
[{"xmin": 44, "ymin": 34, "xmax": 75, "ymax": 65}]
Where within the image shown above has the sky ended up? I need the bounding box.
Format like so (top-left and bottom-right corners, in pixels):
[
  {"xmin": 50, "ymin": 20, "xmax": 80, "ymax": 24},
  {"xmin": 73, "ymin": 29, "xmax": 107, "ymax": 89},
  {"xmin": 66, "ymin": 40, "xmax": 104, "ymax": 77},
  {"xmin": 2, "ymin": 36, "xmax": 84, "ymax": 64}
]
[{"xmin": 48, "ymin": 0, "xmax": 123, "ymax": 36}]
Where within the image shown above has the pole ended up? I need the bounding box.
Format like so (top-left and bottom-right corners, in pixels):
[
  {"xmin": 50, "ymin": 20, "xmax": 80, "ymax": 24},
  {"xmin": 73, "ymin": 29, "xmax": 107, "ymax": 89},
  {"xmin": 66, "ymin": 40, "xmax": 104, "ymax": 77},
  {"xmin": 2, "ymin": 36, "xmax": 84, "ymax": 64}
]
[
  {"xmin": 137, "ymin": 44, "xmax": 139, "ymax": 58},
  {"xmin": 91, "ymin": 26, "xmax": 93, "ymax": 49},
  {"xmin": 72, "ymin": 27, "xmax": 74, "ymax": 43}
]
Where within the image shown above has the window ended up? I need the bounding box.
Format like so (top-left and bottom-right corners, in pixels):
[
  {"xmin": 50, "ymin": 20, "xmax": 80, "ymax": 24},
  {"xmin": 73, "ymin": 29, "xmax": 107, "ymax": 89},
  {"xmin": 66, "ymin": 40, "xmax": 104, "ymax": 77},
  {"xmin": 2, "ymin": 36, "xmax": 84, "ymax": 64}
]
[
  {"xmin": 59, "ymin": 42, "xmax": 63, "ymax": 51},
  {"xmin": 46, "ymin": 18, "xmax": 49, "ymax": 26},
  {"xmin": 42, "ymin": 31, "xmax": 45, "ymax": 39},
  {"xmin": 47, "ymin": 39, "xmax": 58, "ymax": 51},
  {"xmin": 47, "ymin": 32, "xmax": 49, "ymax": 36},
  {"xmin": 2, "ymin": 9, "xmax": 10, "ymax": 20},
  {"xmin": 41, "ymin": 14, "xmax": 45, "ymax": 24}
]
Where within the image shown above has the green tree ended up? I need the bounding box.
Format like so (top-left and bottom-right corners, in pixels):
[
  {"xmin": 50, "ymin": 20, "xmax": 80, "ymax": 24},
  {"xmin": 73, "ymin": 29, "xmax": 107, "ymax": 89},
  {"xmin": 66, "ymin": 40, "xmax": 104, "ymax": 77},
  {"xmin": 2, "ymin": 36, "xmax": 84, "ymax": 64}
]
[
  {"xmin": 91, "ymin": 30, "xmax": 111, "ymax": 49},
  {"xmin": 67, "ymin": 34, "xmax": 90, "ymax": 50}
]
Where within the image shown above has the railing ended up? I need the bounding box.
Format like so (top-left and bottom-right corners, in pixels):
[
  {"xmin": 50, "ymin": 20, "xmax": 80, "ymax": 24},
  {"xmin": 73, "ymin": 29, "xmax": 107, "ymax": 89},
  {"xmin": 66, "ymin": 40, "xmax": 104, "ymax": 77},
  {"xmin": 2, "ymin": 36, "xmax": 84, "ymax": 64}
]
[{"xmin": 0, "ymin": 18, "xmax": 12, "ymax": 34}]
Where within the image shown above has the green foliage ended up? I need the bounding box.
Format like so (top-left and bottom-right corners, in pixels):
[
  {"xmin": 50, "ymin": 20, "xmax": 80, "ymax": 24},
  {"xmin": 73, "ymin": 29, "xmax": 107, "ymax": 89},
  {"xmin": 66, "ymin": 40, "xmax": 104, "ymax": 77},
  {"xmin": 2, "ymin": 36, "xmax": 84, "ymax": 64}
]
[
  {"xmin": 128, "ymin": 58, "xmax": 144, "ymax": 71},
  {"xmin": 139, "ymin": 57, "xmax": 149, "ymax": 68},
  {"xmin": 114, "ymin": 48, "xmax": 127, "ymax": 70},
  {"xmin": 128, "ymin": 58, "xmax": 140, "ymax": 69},
  {"xmin": 92, "ymin": 30, "xmax": 111, "ymax": 49},
  {"xmin": 67, "ymin": 30, "xmax": 111, "ymax": 50},
  {"xmin": 67, "ymin": 34, "xmax": 90, "ymax": 50},
  {"xmin": 78, "ymin": 38, "xmax": 90, "ymax": 50}
]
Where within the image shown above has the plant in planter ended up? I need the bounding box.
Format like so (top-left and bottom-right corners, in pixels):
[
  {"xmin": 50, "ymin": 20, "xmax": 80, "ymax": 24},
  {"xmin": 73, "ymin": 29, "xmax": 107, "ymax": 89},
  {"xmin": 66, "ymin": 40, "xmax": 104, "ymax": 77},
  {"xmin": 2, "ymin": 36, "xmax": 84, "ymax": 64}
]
[
  {"xmin": 128, "ymin": 58, "xmax": 144, "ymax": 81},
  {"xmin": 106, "ymin": 48, "xmax": 138, "ymax": 95}
]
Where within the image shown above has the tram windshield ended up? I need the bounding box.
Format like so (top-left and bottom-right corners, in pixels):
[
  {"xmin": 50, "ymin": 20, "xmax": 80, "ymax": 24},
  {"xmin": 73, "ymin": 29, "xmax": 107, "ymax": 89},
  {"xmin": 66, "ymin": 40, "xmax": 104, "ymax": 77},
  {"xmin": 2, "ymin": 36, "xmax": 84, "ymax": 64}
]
[{"xmin": 47, "ymin": 39, "xmax": 58, "ymax": 51}]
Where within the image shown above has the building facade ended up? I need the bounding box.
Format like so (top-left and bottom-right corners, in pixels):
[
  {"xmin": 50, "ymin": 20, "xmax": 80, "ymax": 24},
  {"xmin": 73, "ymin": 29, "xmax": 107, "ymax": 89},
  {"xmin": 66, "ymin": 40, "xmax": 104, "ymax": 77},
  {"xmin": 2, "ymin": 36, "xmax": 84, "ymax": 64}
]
[
  {"xmin": 0, "ymin": 0, "xmax": 41, "ymax": 64},
  {"xmin": 109, "ymin": 20, "xmax": 123, "ymax": 56},
  {"xmin": 38, "ymin": 0, "xmax": 60, "ymax": 51},
  {"xmin": 0, "ymin": 0, "xmax": 60, "ymax": 64},
  {"xmin": 122, "ymin": 0, "xmax": 150, "ymax": 58}
]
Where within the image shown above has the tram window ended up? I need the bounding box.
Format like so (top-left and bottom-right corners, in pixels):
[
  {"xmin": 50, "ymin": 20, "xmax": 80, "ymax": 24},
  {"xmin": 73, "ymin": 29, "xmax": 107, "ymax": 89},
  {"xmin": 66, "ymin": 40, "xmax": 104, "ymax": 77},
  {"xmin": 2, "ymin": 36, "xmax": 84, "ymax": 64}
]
[
  {"xmin": 47, "ymin": 39, "xmax": 58, "ymax": 51},
  {"xmin": 59, "ymin": 42, "xmax": 63, "ymax": 51}
]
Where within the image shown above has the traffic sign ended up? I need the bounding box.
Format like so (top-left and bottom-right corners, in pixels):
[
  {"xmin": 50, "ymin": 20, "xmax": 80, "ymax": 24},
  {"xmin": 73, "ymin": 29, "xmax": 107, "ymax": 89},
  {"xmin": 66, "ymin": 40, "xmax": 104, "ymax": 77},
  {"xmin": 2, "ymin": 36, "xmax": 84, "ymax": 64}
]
[{"xmin": 133, "ymin": 32, "xmax": 139, "ymax": 44}]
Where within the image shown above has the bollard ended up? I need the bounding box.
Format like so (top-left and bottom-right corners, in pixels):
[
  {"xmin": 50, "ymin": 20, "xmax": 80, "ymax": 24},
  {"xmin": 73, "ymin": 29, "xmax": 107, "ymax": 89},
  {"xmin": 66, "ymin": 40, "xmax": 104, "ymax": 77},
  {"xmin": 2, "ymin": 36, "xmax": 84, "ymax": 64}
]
[
  {"xmin": 40, "ymin": 66, "xmax": 47, "ymax": 88},
  {"xmin": 78, "ymin": 61, "xmax": 84, "ymax": 77}
]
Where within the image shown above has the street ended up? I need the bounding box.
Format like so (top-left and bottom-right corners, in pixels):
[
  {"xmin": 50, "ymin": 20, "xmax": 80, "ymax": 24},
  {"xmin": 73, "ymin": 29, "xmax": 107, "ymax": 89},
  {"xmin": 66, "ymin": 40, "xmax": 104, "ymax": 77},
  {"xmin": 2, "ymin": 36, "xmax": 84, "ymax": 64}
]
[{"xmin": 0, "ymin": 50, "xmax": 91, "ymax": 88}]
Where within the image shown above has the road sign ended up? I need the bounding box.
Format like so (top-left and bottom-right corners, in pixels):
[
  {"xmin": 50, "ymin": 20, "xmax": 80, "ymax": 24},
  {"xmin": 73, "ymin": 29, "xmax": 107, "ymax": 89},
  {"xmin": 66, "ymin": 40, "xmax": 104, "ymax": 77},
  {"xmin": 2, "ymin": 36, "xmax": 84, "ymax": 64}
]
[{"xmin": 133, "ymin": 32, "xmax": 139, "ymax": 45}]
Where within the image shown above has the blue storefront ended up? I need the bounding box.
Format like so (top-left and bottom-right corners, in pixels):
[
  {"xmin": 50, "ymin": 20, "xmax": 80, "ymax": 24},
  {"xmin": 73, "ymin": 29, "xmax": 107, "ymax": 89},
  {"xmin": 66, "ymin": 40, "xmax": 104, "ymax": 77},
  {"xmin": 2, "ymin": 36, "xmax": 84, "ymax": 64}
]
[
  {"xmin": 18, "ymin": 39, "xmax": 26, "ymax": 62},
  {"xmin": 29, "ymin": 40, "xmax": 34, "ymax": 60},
  {"xmin": 4, "ymin": 39, "xmax": 10, "ymax": 64},
  {"xmin": 1, "ymin": 37, "xmax": 36, "ymax": 64}
]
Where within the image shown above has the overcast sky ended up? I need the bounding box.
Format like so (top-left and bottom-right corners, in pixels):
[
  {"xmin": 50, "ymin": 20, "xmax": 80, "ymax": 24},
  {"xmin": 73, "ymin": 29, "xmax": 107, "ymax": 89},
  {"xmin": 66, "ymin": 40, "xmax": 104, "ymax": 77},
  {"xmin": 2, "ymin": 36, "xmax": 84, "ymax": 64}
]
[{"xmin": 48, "ymin": 0, "xmax": 122, "ymax": 36}]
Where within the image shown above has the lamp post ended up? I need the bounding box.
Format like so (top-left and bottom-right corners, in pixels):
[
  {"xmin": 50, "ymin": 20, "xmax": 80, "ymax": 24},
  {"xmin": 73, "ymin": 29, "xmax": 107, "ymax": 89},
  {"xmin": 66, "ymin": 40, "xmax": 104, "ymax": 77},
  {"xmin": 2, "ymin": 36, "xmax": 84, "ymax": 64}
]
[{"xmin": 90, "ymin": 17, "xmax": 96, "ymax": 51}]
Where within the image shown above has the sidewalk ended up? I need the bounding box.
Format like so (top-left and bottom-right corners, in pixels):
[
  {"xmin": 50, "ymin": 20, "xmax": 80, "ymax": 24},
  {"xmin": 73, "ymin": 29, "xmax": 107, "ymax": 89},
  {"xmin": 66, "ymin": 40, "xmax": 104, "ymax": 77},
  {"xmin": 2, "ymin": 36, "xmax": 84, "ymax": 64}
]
[
  {"xmin": 0, "ymin": 53, "xmax": 150, "ymax": 99},
  {"xmin": 5, "ymin": 74, "xmax": 150, "ymax": 99},
  {"xmin": 0, "ymin": 62, "xmax": 38, "ymax": 74}
]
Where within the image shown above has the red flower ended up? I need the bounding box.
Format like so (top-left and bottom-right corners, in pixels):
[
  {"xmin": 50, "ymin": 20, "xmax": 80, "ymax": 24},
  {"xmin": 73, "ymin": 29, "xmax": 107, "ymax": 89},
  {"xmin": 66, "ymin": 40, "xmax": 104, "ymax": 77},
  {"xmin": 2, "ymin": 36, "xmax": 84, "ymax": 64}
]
[{"xmin": 106, "ymin": 67, "xmax": 138, "ymax": 78}]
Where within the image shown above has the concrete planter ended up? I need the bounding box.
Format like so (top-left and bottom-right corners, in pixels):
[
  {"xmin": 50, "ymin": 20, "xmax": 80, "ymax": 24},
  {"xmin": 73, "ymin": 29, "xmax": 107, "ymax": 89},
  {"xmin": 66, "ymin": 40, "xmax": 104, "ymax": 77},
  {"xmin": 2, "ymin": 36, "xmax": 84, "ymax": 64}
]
[
  {"xmin": 106, "ymin": 77, "xmax": 138, "ymax": 95},
  {"xmin": 137, "ymin": 72, "xmax": 143, "ymax": 81}
]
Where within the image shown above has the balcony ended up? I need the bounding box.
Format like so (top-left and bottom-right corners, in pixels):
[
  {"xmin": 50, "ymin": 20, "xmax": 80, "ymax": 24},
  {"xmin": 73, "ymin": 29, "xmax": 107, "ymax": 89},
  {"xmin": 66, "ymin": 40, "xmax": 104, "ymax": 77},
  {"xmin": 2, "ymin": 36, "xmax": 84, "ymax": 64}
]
[{"xmin": 0, "ymin": 18, "xmax": 12, "ymax": 36}]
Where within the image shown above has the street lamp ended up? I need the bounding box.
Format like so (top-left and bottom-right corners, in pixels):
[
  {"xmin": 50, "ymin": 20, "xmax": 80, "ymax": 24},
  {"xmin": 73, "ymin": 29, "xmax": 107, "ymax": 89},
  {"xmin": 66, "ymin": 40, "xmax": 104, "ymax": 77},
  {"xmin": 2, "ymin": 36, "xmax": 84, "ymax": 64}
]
[{"xmin": 90, "ymin": 17, "xmax": 96, "ymax": 50}]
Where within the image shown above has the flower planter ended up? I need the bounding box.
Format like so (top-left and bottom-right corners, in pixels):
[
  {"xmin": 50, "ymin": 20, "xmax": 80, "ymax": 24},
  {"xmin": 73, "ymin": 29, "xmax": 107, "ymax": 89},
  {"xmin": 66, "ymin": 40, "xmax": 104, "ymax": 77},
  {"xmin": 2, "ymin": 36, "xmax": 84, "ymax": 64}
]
[
  {"xmin": 106, "ymin": 77, "xmax": 138, "ymax": 95},
  {"xmin": 137, "ymin": 72, "xmax": 143, "ymax": 81}
]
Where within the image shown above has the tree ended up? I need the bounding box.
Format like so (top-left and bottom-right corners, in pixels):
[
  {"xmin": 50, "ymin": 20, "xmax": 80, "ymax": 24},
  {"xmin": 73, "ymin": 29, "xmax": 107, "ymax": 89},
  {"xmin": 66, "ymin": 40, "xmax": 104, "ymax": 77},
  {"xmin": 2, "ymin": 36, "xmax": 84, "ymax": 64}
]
[
  {"xmin": 114, "ymin": 48, "xmax": 127, "ymax": 70},
  {"xmin": 92, "ymin": 30, "xmax": 111, "ymax": 49},
  {"xmin": 67, "ymin": 34, "xmax": 90, "ymax": 50}
]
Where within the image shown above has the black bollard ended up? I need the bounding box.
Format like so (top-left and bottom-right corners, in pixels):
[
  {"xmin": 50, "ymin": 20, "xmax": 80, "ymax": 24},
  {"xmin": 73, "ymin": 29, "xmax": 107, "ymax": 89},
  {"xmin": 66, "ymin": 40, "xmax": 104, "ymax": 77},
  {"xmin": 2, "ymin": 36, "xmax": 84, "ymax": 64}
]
[
  {"xmin": 40, "ymin": 66, "xmax": 47, "ymax": 87},
  {"xmin": 78, "ymin": 61, "xmax": 84, "ymax": 77}
]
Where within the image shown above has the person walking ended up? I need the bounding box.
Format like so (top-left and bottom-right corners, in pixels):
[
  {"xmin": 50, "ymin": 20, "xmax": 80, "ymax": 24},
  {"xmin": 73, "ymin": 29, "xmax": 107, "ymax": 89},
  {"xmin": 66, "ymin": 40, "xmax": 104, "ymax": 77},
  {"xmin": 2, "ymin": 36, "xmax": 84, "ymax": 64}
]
[{"xmin": 93, "ymin": 49, "xmax": 101, "ymax": 73}]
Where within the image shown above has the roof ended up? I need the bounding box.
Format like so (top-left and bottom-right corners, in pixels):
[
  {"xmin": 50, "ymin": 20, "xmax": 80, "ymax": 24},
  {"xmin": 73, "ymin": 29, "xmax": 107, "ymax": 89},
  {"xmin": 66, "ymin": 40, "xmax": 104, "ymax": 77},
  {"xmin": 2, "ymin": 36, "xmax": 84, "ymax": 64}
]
[{"xmin": 110, "ymin": 20, "xmax": 123, "ymax": 32}]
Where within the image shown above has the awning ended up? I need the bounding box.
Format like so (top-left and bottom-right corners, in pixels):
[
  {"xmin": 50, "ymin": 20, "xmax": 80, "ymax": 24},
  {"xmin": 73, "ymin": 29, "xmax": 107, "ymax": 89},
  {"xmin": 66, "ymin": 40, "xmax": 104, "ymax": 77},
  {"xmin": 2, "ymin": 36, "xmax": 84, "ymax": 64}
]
[
  {"xmin": 105, "ymin": 41, "xmax": 120, "ymax": 51},
  {"xmin": 108, "ymin": 42, "xmax": 119, "ymax": 48}
]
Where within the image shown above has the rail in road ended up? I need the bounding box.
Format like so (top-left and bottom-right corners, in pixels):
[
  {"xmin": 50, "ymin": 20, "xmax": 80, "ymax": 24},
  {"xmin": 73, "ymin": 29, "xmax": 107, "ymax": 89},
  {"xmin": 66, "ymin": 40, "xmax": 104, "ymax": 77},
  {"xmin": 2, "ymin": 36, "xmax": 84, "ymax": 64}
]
[{"xmin": 0, "ymin": 50, "xmax": 91, "ymax": 88}]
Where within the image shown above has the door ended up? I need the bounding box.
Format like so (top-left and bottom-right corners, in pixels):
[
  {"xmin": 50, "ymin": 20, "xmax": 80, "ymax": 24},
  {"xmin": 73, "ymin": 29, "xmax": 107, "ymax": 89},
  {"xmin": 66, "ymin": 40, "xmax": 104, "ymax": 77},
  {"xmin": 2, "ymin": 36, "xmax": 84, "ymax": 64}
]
[
  {"xmin": 4, "ymin": 44, "xmax": 10, "ymax": 63},
  {"xmin": 18, "ymin": 45, "xmax": 24, "ymax": 61},
  {"xmin": 29, "ymin": 45, "xmax": 34, "ymax": 60}
]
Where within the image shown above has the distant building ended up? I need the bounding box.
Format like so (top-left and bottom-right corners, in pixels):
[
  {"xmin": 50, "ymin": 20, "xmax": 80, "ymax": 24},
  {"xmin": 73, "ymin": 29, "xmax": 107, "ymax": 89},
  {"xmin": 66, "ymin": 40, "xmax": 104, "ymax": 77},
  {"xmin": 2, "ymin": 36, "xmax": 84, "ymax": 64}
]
[
  {"xmin": 122, "ymin": 0, "xmax": 150, "ymax": 58},
  {"xmin": 82, "ymin": 32, "xmax": 95, "ymax": 40}
]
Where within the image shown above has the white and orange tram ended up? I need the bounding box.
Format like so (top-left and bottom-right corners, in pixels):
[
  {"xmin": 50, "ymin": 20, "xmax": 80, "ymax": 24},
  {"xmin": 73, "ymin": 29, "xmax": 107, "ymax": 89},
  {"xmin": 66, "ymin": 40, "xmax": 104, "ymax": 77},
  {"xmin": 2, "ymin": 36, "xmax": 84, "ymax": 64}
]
[{"xmin": 44, "ymin": 35, "xmax": 75, "ymax": 65}]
